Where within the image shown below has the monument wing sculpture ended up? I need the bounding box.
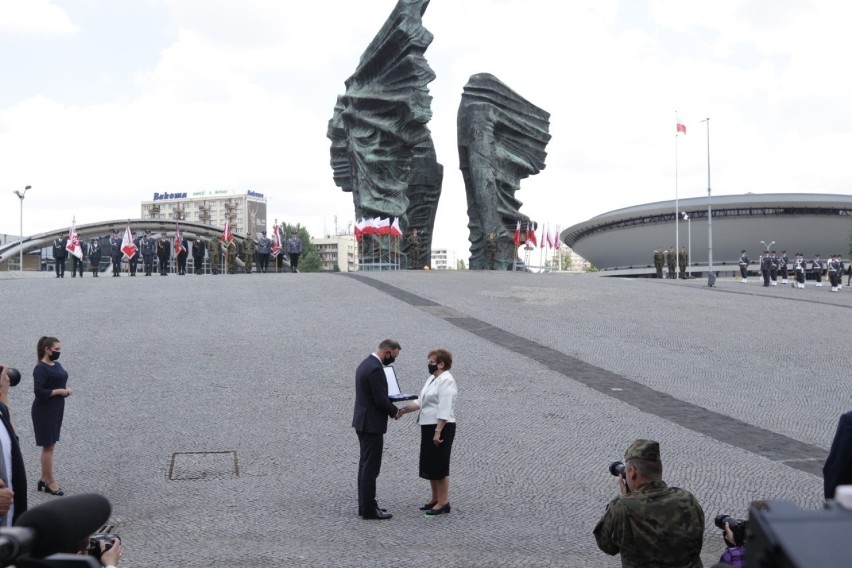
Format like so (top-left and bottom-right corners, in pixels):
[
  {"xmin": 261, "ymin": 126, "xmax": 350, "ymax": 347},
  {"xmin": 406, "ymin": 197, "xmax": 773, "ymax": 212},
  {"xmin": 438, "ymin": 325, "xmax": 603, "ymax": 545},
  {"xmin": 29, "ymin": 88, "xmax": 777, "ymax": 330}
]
[
  {"xmin": 328, "ymin": 0, "xmax": 442, "ymax": 269},
  {"xmin": 458, "ymin": 73, "xmax": 551, "ymax": 270}
]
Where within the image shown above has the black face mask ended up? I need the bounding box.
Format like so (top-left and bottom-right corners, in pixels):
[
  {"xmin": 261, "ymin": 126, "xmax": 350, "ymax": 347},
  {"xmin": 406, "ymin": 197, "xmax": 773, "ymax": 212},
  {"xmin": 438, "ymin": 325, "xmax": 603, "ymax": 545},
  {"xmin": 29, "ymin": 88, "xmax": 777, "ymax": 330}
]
[
  {"xmin": 428, "ymin": 363, "xmax": 439, "ymax": 374},
  {"xmin": 382, "ymin": 354, "xmax": 395, "ymax": 366},
  {"xmin": 49, "ymin": 351, "xmax": 61, "ymax": 361}
]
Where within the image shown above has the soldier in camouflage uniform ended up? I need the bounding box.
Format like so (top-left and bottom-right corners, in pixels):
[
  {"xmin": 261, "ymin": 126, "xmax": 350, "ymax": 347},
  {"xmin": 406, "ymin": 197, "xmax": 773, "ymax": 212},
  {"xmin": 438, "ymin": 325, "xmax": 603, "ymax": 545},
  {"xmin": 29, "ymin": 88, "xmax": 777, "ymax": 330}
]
[
  {"xmin": 485, "ymin": 232, "xmax": 497, "ymax": 270},
  {"xmin": 666, "ymin": 247, "xmax": 677, "ymax": 279},
  {"xmin": 243, "ymin": 235, "xmax": 256, "ymax": 274},
  {"xmin": 226, "ymin": 239, "xmax": 238, "ymax": 274},
  {"xmin": 653, "ymin": 248, "xmax": 664, "ymax": 279},
  {"xmin": 593, "ymin": 439, "xmax": 704, "ymax": 568},
  {"xmin": 207, "ymin": 237, "xmax": 221, "ymax": 275},
  {"xmin": 678, "ymin": 246, "xmax": 688, "ymax": 279}
]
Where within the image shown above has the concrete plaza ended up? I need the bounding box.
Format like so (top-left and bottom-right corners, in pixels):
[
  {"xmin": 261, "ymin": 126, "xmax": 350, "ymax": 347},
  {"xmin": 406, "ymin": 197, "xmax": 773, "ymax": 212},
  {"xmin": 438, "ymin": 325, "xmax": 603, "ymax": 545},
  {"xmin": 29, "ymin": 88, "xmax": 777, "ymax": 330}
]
[{"xmin": 0, "ymin": 270, "xmax": 849, "ymax": 567}]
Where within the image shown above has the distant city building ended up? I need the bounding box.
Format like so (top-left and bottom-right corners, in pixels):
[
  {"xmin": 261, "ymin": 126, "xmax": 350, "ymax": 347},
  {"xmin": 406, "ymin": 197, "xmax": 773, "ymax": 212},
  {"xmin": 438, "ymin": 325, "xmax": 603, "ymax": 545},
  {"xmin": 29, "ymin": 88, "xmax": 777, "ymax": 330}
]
[
  {"xmin": 140, "ymin": 190, "xmax": 268, "ymax": 237},
  {"xmin": 431, "ymin": 248, "xmax": 457, "ymax": 270},
  {"xmin": 313, "ymin": 235, "xmax": 358, "ymax": 272}
]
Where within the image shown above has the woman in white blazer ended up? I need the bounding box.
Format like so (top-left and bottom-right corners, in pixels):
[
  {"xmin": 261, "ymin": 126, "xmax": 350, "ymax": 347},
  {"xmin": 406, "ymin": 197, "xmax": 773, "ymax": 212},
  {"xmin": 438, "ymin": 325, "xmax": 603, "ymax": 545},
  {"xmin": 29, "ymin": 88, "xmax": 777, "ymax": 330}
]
[{"xmin": 399, "ymin": 348, "xmax": 457, "ymax": 515}]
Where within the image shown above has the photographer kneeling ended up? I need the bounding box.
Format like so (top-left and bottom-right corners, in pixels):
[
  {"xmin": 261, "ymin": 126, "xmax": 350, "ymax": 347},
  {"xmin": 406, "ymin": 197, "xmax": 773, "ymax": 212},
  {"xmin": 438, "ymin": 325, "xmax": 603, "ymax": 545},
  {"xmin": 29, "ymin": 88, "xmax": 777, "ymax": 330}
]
[
  {"xmin": 715, "ymin": 514, "xmax": 747, "ymax": 567},
  {"xmin": 593, "ymin": 439, "xmax": 705, "ymax": 568}
]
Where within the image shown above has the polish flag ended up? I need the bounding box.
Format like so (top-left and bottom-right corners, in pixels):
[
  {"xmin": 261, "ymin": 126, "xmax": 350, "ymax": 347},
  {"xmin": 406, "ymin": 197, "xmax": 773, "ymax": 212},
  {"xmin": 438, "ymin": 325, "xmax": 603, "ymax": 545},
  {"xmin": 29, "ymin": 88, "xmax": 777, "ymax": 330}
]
[
  {"xmin": 120, "ymin": 223, "xmax": 138, "ymax": 259},
  {"xmin": 174, "ymin": 223, "xmax": 186, "ymax": 255},
  {"xmin": 542, "ymin": 223, "xmax": 550, "ymax": 249},
  {"xmin": 552, "ymin": 226, "xmax": 561, "ymax": 249},
  {"xmin": 676, "ymin": 118, "xmax": 686, "ymax": 135},
  {"xmin": 222, "ymin": 220, "xmax": 234, "ymax": 245},
  {"xmin": 376, "ymin": 217, "xmax": 391, "ymax": 236},
  {"xmin": 65, "ymin": 220, "xmax": 83, "ymax": 260},
  {"xmin": 526, "ymin": 222, "xmax": 537, "ymax": 247},
  {"xmin": 513, "ymin": 220, "xmax": 521, "ymax": 247},
  {"xmin": 354, "ymin": 219, "xmax": 364, "ymax": 241},
  {"xmin": 362, "ymin": 218, "xmax": 375, "ymax": 236},
  {"xmin": 390, "ymin": 218, "xmax": 402, "ymax": 238}
]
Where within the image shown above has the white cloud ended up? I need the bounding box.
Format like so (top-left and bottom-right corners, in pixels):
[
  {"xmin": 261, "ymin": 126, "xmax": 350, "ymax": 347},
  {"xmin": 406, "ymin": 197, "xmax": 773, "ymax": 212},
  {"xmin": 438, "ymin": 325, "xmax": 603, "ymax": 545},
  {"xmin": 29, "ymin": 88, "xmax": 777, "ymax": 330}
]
[{"xmin": 0, "ymin": 0, "xmax": 78, "ymax": 35}]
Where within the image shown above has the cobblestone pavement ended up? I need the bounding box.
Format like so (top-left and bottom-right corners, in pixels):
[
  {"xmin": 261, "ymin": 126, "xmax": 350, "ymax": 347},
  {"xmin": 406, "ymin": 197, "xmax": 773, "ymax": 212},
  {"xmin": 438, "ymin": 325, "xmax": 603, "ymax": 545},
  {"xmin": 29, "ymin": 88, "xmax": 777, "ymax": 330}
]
[{"xmin": 0, "ymin": 271, "xmax": 848, "ymax": 567}]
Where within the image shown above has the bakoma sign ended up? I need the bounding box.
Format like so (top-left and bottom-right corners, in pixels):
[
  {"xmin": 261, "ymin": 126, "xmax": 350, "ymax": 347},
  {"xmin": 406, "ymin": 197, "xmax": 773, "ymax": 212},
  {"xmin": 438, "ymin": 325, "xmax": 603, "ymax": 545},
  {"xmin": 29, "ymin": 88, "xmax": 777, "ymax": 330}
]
[{"xmin": 152, "ymin": 192, "xmax": 188, "ymax": 201}]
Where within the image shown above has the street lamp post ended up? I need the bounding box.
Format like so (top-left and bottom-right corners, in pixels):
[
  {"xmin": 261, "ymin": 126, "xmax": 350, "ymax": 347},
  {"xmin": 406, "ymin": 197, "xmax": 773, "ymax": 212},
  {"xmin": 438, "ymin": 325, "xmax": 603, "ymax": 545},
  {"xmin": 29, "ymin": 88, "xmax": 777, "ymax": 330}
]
[
  {"xmin": 682, "ymin": 212, "xmax": 691, "ymax": 278},
  {"xmin": 12, "ymin": 185, "xmax": 32, "ymax": 272}
]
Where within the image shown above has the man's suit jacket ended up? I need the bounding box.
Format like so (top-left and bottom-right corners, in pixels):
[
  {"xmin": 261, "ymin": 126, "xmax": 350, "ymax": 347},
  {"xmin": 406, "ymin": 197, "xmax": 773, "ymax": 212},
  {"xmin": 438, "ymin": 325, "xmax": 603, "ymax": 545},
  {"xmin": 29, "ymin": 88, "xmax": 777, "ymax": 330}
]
[
  {"xmin": 0, "ymin": 402, "xmax": 27, "ymax": 523},
  {"xmin": 824, "ymin": 411, "xmax": 852, "ymax": 499},
  {"xmin": 352, "ymin": 354, "xmax": 399, "ymax": 434}
]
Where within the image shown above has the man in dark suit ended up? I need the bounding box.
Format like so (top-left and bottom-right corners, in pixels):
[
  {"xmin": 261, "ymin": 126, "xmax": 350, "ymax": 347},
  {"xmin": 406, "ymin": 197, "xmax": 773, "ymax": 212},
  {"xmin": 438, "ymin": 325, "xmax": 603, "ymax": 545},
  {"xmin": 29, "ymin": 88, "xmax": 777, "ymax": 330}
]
[
  {"xmin": 352, "ymin": 339, "xmax": 403, "ymax": 520},
  {"xmin": 824, "ymin": 411, "xmax": 852, "ymax": 500},
  {"xmin": 0, "ymin": 365, "xmax": 27, "ymax": 525}
]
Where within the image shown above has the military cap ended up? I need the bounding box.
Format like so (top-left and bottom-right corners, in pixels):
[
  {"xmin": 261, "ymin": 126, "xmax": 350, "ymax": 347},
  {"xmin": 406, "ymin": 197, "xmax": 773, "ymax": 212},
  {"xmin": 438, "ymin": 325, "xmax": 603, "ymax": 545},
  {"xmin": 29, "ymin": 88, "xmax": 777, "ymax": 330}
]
[{"xmin": 624, "ymin": 439, "xmax": 660, "ymax": 462}]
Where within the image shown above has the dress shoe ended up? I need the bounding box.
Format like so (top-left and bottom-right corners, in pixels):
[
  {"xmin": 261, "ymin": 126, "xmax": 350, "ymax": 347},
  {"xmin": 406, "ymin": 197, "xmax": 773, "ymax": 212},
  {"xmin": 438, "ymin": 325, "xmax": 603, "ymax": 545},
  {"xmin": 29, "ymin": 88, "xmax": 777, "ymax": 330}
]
[
  {"xmin": 362, "ymin": 508, "xmax": 392, "ymax": 520},
  {"xmin": 38, "ymin": 480, "xmax": 65, "ymax": 496},
  {"xmin": 358, "ymin": 507, "xmax": 387, "ymax": 516},
  {"xmin": 419, "ymin": 501, "xmax": 438, "ymax": 511},
  {"xmin": 425, "ymin": 503, "xmax": 450, "ymax": 516}
]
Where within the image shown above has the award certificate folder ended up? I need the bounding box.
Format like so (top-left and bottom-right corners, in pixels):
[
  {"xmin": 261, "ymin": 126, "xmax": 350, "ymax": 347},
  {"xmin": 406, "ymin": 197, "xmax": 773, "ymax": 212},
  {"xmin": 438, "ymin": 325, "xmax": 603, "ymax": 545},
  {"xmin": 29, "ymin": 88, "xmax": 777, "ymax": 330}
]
[{"xmin": 385, "ymin": 366, "xmax": 417, "ymax": 401}]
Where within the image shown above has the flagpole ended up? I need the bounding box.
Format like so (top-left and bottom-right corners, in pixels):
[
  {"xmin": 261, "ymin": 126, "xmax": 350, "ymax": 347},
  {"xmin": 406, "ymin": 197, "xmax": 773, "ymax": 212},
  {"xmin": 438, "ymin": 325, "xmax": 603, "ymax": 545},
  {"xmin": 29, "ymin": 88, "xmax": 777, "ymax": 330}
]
[
  {"xmin": 702, "ymin": 117, "xmax": 714, "ymax": 286},
  {"xmin": 675, "ymin": 112, "xmax": 680, "ymax": 279}
]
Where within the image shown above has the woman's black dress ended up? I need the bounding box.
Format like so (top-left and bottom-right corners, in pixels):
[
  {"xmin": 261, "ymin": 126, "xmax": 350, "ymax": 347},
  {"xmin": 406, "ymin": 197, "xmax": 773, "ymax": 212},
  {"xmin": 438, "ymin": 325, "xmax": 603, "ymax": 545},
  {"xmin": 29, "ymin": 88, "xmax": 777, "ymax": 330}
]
[{"xmin": 32, "ymin": 361, "xmax": 68, "ymax": 446}]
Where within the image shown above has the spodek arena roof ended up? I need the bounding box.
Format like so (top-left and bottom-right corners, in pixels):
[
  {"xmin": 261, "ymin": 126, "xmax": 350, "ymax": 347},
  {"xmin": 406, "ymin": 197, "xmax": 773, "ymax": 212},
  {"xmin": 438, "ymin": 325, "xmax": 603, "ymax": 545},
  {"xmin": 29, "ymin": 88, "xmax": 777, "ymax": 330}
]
[{"xmin": 560, "ymin": 193, "xmax": 852, "ymax": 272}]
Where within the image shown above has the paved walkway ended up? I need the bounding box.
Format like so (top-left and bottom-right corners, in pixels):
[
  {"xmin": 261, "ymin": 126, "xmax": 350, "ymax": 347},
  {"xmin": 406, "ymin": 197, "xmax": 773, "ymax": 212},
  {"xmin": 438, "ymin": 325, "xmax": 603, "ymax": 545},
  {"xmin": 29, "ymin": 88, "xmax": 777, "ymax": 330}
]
[{"xmin": 0, "ymin": 271, "xmax": 848, "ymax": 567}]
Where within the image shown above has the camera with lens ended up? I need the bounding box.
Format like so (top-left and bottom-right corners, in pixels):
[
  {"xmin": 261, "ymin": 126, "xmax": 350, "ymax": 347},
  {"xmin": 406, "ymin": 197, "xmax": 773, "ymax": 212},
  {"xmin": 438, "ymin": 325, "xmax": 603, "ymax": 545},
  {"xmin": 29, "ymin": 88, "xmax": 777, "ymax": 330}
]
[
  {"xmin": 609, "ymin": 461, "xmax": 626, "ymax": 477},
  {"xmin": 85, "ymin": 533, "xmax": 120, "ymax": 559},
  {"xmin": 715, "ymin": 514, "xmax": 748, "ymax": 547},
  {"xmin": 0, "ymin": 366, "xmax": 21, "ymax": 387}
]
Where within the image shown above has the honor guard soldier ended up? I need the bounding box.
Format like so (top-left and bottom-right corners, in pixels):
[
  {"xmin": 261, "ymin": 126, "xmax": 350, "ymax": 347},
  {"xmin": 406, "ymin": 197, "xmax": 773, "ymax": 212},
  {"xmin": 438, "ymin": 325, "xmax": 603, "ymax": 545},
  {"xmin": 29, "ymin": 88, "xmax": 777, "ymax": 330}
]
[
  {"xmin": 485, "ymin": 232, "xmax": 497, "ymax": 270},
  {"xmin": 793, "ymin": 253, "xmax": 806, "ymax": 288},
  {"xmin": 226, "ymin": 238, "xmax": 238, "ymax": 274},
  {"xmin": 141, "ymin": 230, "xmax": 156, "ymax": 276},
  {"xmin": 108, "ymin": 229, "xmax": 122, "ymax": 276},
  {"xmin": 286, "ymin": 231, "xmax": 302, "ymax": 272},
  {"xmin": 769, "ymin": 251, "xmax": 779, "ymax": 286},
  {"xmin": 243, "ymin": 235, "xmax": 256, "ymax": 274},
  {"xmin": 738, "ymin": 250, "xmax": 750, "ymax": 283},
  {"xmin": 192, "ymin": 238, "xmax": 206, "ymax": 274},
  {"xmin": 176, "ymin": 233, "xmax": 188, "ymax": 275},
  {"xmin": 666, "ymin": 247, "xmax": 676, "ymax": 278},
  {"xmin": 678, "ymin": 246, "xmax": 688, "ymax": 279},
  {"xmin": 207, "ymin": 237, "xmax": 221, "ymax": 275},
  {"xmin": 157, "ymin": 232, "xmax": 171, "ymax": 275},
  {"xmin": 52, "ymin": 236, "xmax": 68, "ymax": 278},
  {"xmin": 71, "ymin": 239, "xmax": 88, "ymax": 278},
  {"xmin": 828, "ymin": 254, "xmax": 841, "ymax": 292},
  {"xmin": 88, "ymin": 238, "xmax": 102, "ymax": 277},
  {"xmin": 811, "ymin": 254, "xmax": 823, "ymax": 286},
  {"xmin": 128, "ymin": 232, "xmax": 141, "ymax": 276},
  {"xmin": 653, "ymin": 247, "xmax": 664, "ymax": 279},
  {"xmin": 780, "ymin": 250, "xmax": 790, "ymax": 284},
  {"xmin": 760, "ymin": 250, "xmax": 771, "ymax": 287},
  {"xmin": 256, "ymin": 231, "xmax": 272, "ymax": 273}
]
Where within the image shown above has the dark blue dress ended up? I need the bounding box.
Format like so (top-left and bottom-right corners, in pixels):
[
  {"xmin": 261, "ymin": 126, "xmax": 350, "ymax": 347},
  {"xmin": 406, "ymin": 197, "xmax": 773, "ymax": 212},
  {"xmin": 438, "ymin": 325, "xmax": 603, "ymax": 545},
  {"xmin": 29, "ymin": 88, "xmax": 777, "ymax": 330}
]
[{"xmin": 31, "ymin": 361, "xmax": 68, "ymax": 446}]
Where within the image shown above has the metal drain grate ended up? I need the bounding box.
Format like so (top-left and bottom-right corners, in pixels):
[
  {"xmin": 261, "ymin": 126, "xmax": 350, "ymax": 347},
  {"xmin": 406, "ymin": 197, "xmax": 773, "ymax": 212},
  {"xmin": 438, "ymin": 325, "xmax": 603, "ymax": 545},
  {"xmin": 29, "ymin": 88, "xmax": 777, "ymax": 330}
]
[{"xmin": 168, "ymin": 451, "xmax": 239, "ymax": 481}]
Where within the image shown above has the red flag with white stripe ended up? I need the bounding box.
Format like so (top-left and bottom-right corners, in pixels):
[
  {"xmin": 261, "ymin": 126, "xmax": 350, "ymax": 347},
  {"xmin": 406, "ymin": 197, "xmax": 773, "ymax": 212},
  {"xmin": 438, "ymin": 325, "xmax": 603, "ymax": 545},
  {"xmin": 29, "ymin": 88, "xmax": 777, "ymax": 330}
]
[
  {"xmin": 222, "ymin": 220, "xmax": 234, "ymax": 245},
  {"xmin": 174, "ymin": 223, "xmax": 185, "ymax": 255},
  {"xmin": 513, "ymin": 220, "xmax": 521, "ymax": 247},
  {"xmin": 272, "ymin": 224, "xmax": 282, "ymax": 256}
]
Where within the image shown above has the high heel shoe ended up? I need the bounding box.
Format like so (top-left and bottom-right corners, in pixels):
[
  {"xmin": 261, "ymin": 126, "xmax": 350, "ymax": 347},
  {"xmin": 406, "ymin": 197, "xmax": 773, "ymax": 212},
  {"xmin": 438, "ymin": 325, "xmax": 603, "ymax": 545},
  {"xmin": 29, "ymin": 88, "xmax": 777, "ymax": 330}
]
[
  {"xmin": 38, "ymin": 480, "xmax": 64, "ymax": 496},
  {"xmin": 425, "ymin": 503, "xmax": 450, "ymax": 515},
  {"xmin": 419, "ymin": 501, "xmax": 438, "ymax": 511}
]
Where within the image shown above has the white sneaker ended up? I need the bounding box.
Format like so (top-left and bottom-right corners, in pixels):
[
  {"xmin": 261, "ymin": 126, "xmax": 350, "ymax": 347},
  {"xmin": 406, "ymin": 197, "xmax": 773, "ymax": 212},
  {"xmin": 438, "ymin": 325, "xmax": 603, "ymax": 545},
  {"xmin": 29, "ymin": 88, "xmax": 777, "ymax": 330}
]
[{"xmin": 782, "ymin": 279, "xmax": 788, "ymax": 284}]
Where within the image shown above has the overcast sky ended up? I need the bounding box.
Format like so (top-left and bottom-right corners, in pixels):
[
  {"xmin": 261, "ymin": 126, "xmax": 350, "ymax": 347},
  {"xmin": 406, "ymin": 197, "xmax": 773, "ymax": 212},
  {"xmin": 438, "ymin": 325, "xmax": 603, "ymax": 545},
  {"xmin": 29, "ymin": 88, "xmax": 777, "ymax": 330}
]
[{"xmin": 2, "ymin": 0, "xmax": 850, "ymax": 256}]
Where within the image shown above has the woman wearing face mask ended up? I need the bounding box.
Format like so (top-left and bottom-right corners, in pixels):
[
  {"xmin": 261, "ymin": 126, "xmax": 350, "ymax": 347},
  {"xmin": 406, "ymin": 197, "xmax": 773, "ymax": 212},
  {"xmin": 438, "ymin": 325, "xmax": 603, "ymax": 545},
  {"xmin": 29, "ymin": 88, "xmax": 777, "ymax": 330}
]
[
  {"xmin": 31, "ymin": 336, "xmax": 72, "ymax": 496},
  {"xmin": 398, "ymin": 348, "xmax": 458, "ymax": 515}
]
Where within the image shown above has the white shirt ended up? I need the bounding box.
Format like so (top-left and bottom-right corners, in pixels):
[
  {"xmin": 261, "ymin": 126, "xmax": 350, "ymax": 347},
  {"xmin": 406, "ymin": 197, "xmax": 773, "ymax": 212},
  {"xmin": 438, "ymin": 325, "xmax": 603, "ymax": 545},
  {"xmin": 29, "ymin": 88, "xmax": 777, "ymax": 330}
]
[
  {"xmin": 417, "ymin": 371, "xmax": 457, "ymax": 425},
  {"xmin": 0, "ymin": 410, "xmax": 13, "ymax": 526}
]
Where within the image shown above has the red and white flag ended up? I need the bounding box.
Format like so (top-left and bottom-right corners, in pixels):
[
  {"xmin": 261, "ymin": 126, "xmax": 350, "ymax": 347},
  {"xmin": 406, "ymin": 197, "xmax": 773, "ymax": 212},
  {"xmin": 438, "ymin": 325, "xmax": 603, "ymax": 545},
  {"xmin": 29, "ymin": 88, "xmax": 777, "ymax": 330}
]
[
  {"xmin": 390, "ymin": 218, "xmax": 402, "ymax": 238},
  {"xmin": 354, "ymin": 219, "xmax": 364, "ymax": 241},
  {"xmin": 272, "ymin": 225, "xmax": 282, "ymax": 256},
  {"xmin": 513, "ymin": 220, "xmax": 521, "ymax": 247},
  {"xmin": 222, "ymin": 220, "xmax": 234, "ymax": 245},
  {"xmin": 376, "ymin": 217, "xmax": 391, "ymax": 236},
  {"xmin": 120, "ymin": 223, "xmax": 137, "ymax": 259},
  {"xmin": 552, "ymin": 226, "xmax": 561, "ymax": 250},
  {"xmin": 541, "ymin": 223, "xmax": 550, "ymax": 249},
  {"xmin": 526, "ymin": 222, "xmax": 537, "ymax": 247},
  {"xmin": 65, "ymin": 219, "xmax": 83, "ymax": 260},
  {"xmin": 676, "ymin": 116, "xmax": 686, "ymax": 135},
  {"xmin": 174, "ymin": 223, "xmax": 185, "ymax": 256}
]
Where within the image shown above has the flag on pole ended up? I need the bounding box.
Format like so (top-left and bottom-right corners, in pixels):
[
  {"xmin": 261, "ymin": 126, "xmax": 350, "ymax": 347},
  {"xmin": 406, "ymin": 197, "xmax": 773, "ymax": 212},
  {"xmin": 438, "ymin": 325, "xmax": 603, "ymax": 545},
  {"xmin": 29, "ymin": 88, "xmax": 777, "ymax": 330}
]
[
  {"xmin": 354, "ymin": 219, "xmax": 364, "ymax": 241},
  {"xmin": 120, "ymin": 222, "xmax": 137, "ymax": 259},
  {"xmin": 376, "ymin": 217, "xmax": 391, "ymax": 236},
  {"xmin": 65, "ymin": 219, "xmax": 83, "ymax": 260},
  {"xmin": 526, "ymin": 222, "xmax": 537, "ymax": 247},
  {"xmin": 513, "ymin": 220, "xmax": 521, "ymax": 247},
  {"xmin": 271, "ymin": 225, "xmax": 282, "ymax": 257},
  {"xmin": 390, "ymin": 218, "xmax": 402, "ymax": 238},
  {"xmin": 542, "ymin": 223, "xmax": 550, "ymax": 249},
  {"xmin": 676, "ymin": 116, "xmax": 686, "ymax": 135},
  {"xmin": 222, "ymin": 220, "xmax": 234, "ymax": 245},
  {"xmin": 174, "ymin": 223, "xmax": 185, "ymax": 256},
  {"xmin": 552, "ymin": 226, "xmax": 561, "ymax": 249}
]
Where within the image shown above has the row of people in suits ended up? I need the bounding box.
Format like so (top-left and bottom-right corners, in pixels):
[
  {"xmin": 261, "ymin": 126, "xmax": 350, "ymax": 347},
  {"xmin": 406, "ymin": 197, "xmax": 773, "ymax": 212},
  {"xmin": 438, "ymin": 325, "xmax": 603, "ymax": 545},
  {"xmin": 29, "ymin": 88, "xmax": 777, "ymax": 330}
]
[{"xmin": 738, "ymin": 250, "xmax": 848, "ymax": 290}]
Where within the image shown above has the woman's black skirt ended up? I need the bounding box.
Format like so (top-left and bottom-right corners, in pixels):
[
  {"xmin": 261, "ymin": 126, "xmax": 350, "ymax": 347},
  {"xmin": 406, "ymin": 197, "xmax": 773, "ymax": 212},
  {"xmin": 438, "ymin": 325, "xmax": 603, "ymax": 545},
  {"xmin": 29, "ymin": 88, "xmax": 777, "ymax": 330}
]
[{"xmin": 419, "ymin": 422, "xmax": 456, "ymax": 480}]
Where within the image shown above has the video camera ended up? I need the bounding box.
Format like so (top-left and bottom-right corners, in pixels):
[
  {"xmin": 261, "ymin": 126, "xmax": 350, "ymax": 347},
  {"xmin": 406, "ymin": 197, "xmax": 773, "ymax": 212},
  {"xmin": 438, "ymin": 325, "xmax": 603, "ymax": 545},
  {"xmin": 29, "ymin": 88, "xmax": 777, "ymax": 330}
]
[
  {"xmin": 608, "ymin": 461, "xmax": 625, "ymax": 478},
  {"xmin": 83, "ymin": 529, "xmax": 120, "ymax": 560},
  {"xmin": 0, "ymin": 493, "xmax": 111, "ymax": 568}
]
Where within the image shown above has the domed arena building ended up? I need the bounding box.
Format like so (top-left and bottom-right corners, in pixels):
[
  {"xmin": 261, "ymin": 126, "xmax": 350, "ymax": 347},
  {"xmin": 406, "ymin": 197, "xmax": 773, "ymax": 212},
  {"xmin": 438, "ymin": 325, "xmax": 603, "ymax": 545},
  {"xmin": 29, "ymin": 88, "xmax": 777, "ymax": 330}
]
[{"xmin": 561, "ymin": 193, "xmax": 852, "ymax": 276}]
